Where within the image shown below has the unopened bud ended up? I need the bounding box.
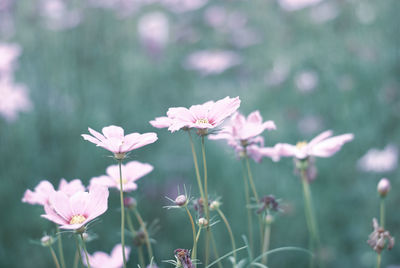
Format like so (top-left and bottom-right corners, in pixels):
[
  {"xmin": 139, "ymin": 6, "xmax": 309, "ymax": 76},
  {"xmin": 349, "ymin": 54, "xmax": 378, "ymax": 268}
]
[
  {"xmin": 41, "ymin": 235, "xmax": 54, "ymax": 247},
  {"xmin": 174, "ymin": 195, "xmax": 188, "ymax": 207},
  {"xmin": 133, "ymin": 230, "xmax": 146, "ymax": 247},
  {"xmin": 265, "ymin": 214, "xmax": 274, "ymax": 225},
  {"xmin": 209, "ymin": 200, "xmax": 221, "ymax": 211},
  {"xmin": 124, "ymin": 196, "xmax": 137, "ymax": 209},
  {"xmin": 198, "ymin": 217, "xmax": 208, "ymax": 227},
  {"xmin": 377, "ymin": 178, "xmax": 391, "ymax": 197}
]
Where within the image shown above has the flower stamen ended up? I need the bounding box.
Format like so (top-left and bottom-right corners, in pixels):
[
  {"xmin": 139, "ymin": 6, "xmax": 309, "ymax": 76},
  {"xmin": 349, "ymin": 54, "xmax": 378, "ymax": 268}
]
[{"xmin": 69, "ymin": 215, "xmax": 87, "ymax": 225}]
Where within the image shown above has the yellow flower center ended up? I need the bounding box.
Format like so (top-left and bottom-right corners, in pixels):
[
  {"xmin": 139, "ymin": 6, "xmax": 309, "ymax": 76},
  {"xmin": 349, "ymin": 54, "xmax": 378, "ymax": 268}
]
[
  {"xmin": 196, "ymin": 118, "xmax": 209, "ymax": 124},
  {"xmin": 296, "ymin": 141, "xmax": 308, "ymax": 149},
  {"xmin": 116, "ymin": 178, "xmax": 128, "ymax": 184},
  {"xmin": 69, "ymin": 215, "xmax": 87, "ymax": 225}
]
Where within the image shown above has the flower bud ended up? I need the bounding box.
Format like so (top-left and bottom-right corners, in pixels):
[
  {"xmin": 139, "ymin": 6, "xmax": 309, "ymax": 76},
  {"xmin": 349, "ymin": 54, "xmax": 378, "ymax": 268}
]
[
  {"xmin": 124, "ymin": 196, "xmax": 137, "ymax": 209},
  {"xmin": 209, "ymin": 200, "xmax": 221, "ymax": 211},
  {"xmin": 174, "ymin": 195, "xmax": 188, "ymax": 207},
  {"xmin": 41, "ymin": 235, "xmax": 54, "ymax": 247},
  {"xmin": 114, "ymin": 153, "xmax": 126, "ymax": 160},
  {"xmin": 377, "ymin": 178, "xmax": 391, "ymax": 197},
  {"xmin": 133, "ymin": 230, "xmax": 146, "ymax": 247},
  {"xmin": 265, "ymin": 214, "xmax": 274, "ymax": 225},
  {"xmin": 198, "ymin": 217, "xmax": 208, "ymax": 227}
]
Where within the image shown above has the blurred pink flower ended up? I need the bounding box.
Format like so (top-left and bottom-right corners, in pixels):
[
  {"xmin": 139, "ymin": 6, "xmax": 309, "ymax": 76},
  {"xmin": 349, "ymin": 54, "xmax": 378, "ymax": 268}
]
[
  {"xmin": 0, "ymin": 43, "xmax": 20, "ymax": 75},
  {"xmin": 22, "ymin": 179, "xmax": 85, "ymax": 206},
  {"xmin": 357, "ymin": 144, "xmax": 398, "ymax": 173},
  {"xmin": 295, "ymin": 70, "xmax": 319, "ymax": 93},
  {"xmin": 163, "ymin": 0, "xmax": 208, "ymax": 13},
  {"xmin": 209, "ymin": 111, "xmax": 278, "ymax": 162},
  {"xmin": 40, "ymin": 0, "xmax": 82, "ymax": 31},
  {"xmin": 165, "ymin": 96, "xmax": 241, "ymax": 133},
  {"xmin": 82, "ymin": 125, "xmax": 158, "ymax": 156},
  {"xmin": 41, "ymin": 185, "xmax": 109, "ymax": 230},
  {"xmin": 149, "ymin": 116, "xmax": 173, "ymax": 129},
  {"xmin": 278, "ymin": 0, "xmax": 324, "ymax": 11},
  {"xmin": 275, "ymin": 130, "xmax": 354, "ymax": 160},
  {"xmin": 0, "ymin": 78, "xmax": 32, "ymax": 122},
  {"xmin": 184, "ymin": 50, "xmax": 241, "ymax": 75},
  {"xmin": 83, "ymin": 244, "xmax": 130, "ymax": 268},
  {"xmin": 90, "ymin": 161, "xmax": 153, "ymax": 192},
  {"xmin": 138, "ymin": 12, "xmax": 169, "ymax": 57}
]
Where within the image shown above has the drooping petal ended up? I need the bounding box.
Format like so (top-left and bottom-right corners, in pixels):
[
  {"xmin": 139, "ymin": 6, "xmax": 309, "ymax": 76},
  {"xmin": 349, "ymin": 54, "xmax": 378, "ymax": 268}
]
[
  {"xmin": 274, "ymin": 143, "xmax": 299, "ymax": 157},
  {"xmin": 307, "ymin": 130, "xmax": 333, "ymax": 148},
  {"xmin": 81, "ymin": 134, "xmax": 101, "ymax": 145},
  {"xmin": 88, "ymin": 127, "xmax": 106, "ymax": 142},
  {"xmin": 41, "ymin": 204, "xmax": 68, "ymax": 225},
  {"xmin": 149, "ymin": 116, "xmax": 173, "ymax": 128},
  {"xmin": 247, "ymin": 110, "xmax": 263, "ymax": 124},
  {"xmin": 309, "ymin": 133, "xmax": 354, "ymax": 157}
]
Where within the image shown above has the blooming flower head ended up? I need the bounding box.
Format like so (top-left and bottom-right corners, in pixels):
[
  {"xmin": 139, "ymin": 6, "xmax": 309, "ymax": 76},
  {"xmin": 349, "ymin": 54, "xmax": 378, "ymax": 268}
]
[
  {"xmin": 138, "ymin": 12, "xmax": 169, "ymax": 57},
  {"xmin": 22, "ymin": 178, "xmax": 85, "ymax": 206},
  {"xmin": 83, "ymin": 244, "xmax": 130, "ymax": 268},
  {"xmin": 165, "ymin": 96, "xmax": 240, "ymax": 134},
  {"xmin": 82, "ymin": 125, "xmax": 158, "ymax": 159},
  {"xmin": 90, "ymin": 161, "xmax": 153, "ymax": 192},
  {"xmin": 41, "ymin": 185, "xmax": 109, "ymax": 230},
  {"xmin": 274, "ymin": 130, "xmax": 354, "ymax": 160}
]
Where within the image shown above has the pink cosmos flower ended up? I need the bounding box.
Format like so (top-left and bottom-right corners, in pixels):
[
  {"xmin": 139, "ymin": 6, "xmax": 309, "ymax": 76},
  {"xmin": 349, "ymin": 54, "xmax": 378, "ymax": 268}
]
[
  {"xmin": 274, "ymin": 130, "xmax": 354, "ymax": 160},
  {"xmin": 41, "ymin": 185, "xmax": 109, "ymax": 230},
  {"xmin": 149, "ymin": 116, "xmax": 174, "ymax": 129},
  {"xmin": 83, "ymin": 244, "xmax": 130, "ymax": 268},
  {"xmin": 0, "ymin": 42, "xmax": 20, "ymax": 75},
  {"xmin": 0, "ymin": 77, "xmax": 32, "ymax": 122},
  {"xmin": 90, "ymin": 161, "xmax": 153, "ymax": 192},
  {"xmin": 22, "ymin": 178, "xmax": 85, "ymax": 206},
  {"xmin": 81, "ymin": 125, "xmax": 158, "ymax": 157},
  {"xmin": 278, "ymin": 0, "xmax": 324, "ymax": 11},
  {"xmin": 357, "ymin": 144, "xmax": 398, "ymax": 173},
  {"xmin": 184, "ymin": 50, "xmax": 241, "ymax": 75},
  {"xmin": 209, "ymin": 111, "xmax": 277, "ymax": 162},
  {"xmin": 138, "ymin": 12, "xmax": 169, "ymax": 57},
  {"xmin": 165, "ymin": 96, "xmax": 241, "ymax": 133}
]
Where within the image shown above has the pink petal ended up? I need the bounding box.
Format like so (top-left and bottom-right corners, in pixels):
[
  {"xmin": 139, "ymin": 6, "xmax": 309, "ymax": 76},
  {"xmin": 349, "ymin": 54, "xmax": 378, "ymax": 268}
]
[
  {"xmin": 41, "ymin": 204, "xmax": 67, "ymax": 225},
  {"xmin": 208, "ymin": 96, "xmax": 241, "ymax": 127},
  {"xmin": 125, "ymin": 161, "xmax": 154, "ymax": 181},
  {"xmin": 274, "ymin": 143, "xmax": 299, "ymax": 157},
  {"xmin": 111, "ymin": 244, "xmax": 131, "ymax": 266},
  {"xmin": 84, "ymin": 185, "xmax": 109, "ymax": 221},
  {"xmin": 149, "ymin": 116, "xmax": 173, "ymax": 128},
  {"xmin": 81, "ymin": 134, "xmax": 101, "ymax": 145},
  {"xmin": 88, "ymin": 127, "xmax": 106, "ymax": 141},
  {"xmin": 310, "ymin": 133, "xmax": 354, "ymax": 157},
  {"xmin": 307, "ymin": 130, "xmax": 333, "ymax": 148},
  {"xmin": 247, "ymin": 110, "xmax": 262, "ymax": 124},
  {"xmin": 90, "ymin": 175, "xmax": 117, "ymax": 189},
  {"xmin": 69, "ymin": 192, "xmax": 90, "ymax": 216},
  {"xmin": 102, "ymin": 125, "xmax": 124, "ymax": 139},
  {"xmin": 126, "ymin": 132, "xmax": 158, "ymax": 151},
  {"xmin": 49, "ymin": 191, "xmax": 74, "ymax": 222},
  {"xmin": 262, "ymin": 120, "xmax": 277, "ymax": 130}
]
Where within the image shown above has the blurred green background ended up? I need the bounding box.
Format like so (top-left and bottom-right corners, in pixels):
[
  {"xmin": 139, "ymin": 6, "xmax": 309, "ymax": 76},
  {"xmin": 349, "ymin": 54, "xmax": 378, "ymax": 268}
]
[{"xmin": 1, "ymin": 0, "xmax": 400, "ymax": 267}]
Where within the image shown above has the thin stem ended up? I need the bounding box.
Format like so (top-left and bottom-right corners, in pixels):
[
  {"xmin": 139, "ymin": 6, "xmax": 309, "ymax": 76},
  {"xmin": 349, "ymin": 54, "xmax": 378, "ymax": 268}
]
[
  {"xmin": 49, "ymin": 246, "xmax": 61, "ymax": 268},
  {"xmin": 133, "ymin": 208, "xmax": 154, "ymax": 263},
  {"xmin": 300, "ymin": 169, "xmax": 320, "ymax": 268},
  {"xmin": 187, "ymin": 131, "xmax": 206, "ymax": 202},
  {"xmin": 73, "ymin": 250, "xmax": 80, "ymax": 268},
  {"xmin": 56, "ymin": 227, "xmax": 66, "ymax": 268},
  {"xmin": 80, "ymin": 234, "xmax": 91, "ymax": 268},
  {"xmin": 377, "ymin": 253, "xmax": 381, "ymax": 268},
  {"xmin": 210, "ymin": 231, "xmax": 223, "ymax": 268},
  {"xmin": 74, "ymin": 236, "xmax": 84, "ymax": 267},
  {"xmin": 201, "ymin": 136, "xmax": 211, "ymax": 267},
  {"xmin": 216, "ymin": 208, "xmax": 237, "ymax": 263},
  {"xmin": 126, "ymin": 209, "xmax": 146, "ymax": 268},
  {"xmin": 261, "ymin": 221, "xmax": 272, "ymax": 265},
  {"xmin": 118, "ymin": 160, "xmax": 127, "ymax": 268},
  {"xmin": 380, "ymin": 198, "xmax": 385, "ymax": 229},
  {"xmin": 185, "ymin": 206, "xmax": 197, "ymax": 264},
  {"xmin": 241, "ymin": 160, "xmax": 254, "ymax": 253}
]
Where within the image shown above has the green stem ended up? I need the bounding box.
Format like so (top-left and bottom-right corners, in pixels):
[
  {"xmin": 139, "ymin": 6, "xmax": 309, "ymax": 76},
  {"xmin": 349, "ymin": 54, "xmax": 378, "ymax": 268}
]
[
  {"xmin": 187, "ymin": 131, "xmax": 206, "ymax": 203},
  {"xmin": 126, "ymin": 209, "xmax": 146, "ymax": 268},
  {"xmin": 380, "ymin": 198, "xmax": 385, "ymax": 229},
  {"xmin": 74, "ymin": 236, "xmax": 84, "ymax": 267},
  {"xmin": 133, "ymin": 208, "xmax": 154, "ymax": 263},
  {"xmin": 118, "ymin": 160, "xmax": 127, "ymax": 268},
  {"xmin": 185, "ymin": 206, "xmax": 198, "ymax": 265},
  {"xmin": 216, "ymin": 208, "xmax": 237, "ymax": 263},
  {"xmin": 210, "ymin": 231, "xmax": 223, "ymax": 268},
  {"xmin": 261, "ymin": 222, "xmax": 272, "ymax": 265},
  {"xmin": 73, "ymin": 250, "xmax": 79, "ymax": 268},
  {"xmin": 80, "ymin": 234, "xmax": 91, "ymax": 268},
  {"xmin": 49, "ymin": 246, "xmax": 61, "ymax": 268},
  {"xmin": 300, "ymin": 169, "xmax": 320, "ymax": 268},
  {"xmin": 56, "ymin": 227, "xmax": 66, "ymax": 268},
  {"xmin": 201, "ymin": 136, "xmax": 211, "ymax": 267},
  {"xmin": 377, "ymin": 253, "xmax": 381, "ymax": 268},
  {"xmin": 241, "ymin": 160, "xmax": 254, "ymax": 253}
]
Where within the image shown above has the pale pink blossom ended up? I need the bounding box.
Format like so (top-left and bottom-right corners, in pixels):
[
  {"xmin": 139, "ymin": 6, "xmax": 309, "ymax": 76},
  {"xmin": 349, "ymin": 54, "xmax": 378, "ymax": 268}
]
[
  {"xmin": 0, "ymin": 78, "xmax": 32, "ymax": 122},
  {"xmin": 138, "ymin": 12, "xmax": 169, "ymax": 56},
  {"xmin": 40, "ymin": 0, "xmax": 82, "ymax": 31},
  {"xmin": 83, "ymin": 244, "xmax": 130, "ymax": 268},
  {"xmin": 22, "ymin": 179, "xmax": 85, "ymax": 206},
  {"xmin": 184, "ymin": 50, "xmax": 241, "ymax": 75},
  {"xmin": 274, "ymin": 130, "xmax": 354, "ymax": 160},
  {"xmin": 278, "ymin": 0, "xmax": 324, "ymax": 12},
  {"xmin": 149, "ymin": 116, "xmax": 174, "ymax": 129},
  {"xmin": 41, "ymin": 185, "xmax": 109, "ymax": 230},
  {"xmin": 82, "ymin": 125, "xmax": 158, "ymax": 156},
  {"xmin": 357, "ymin": 144, "xmax": 398, "ymax": 173},
  {"xmin": 90, "ymin": 161, "xmax": 153, "ymax": 192},
  {"xmin": 0, "ymin": 43, "xmax": 20, "ymax": 75},
  {"xmin": 165, "ymin": 96, "xmax": 241, "ymax": 133}
]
